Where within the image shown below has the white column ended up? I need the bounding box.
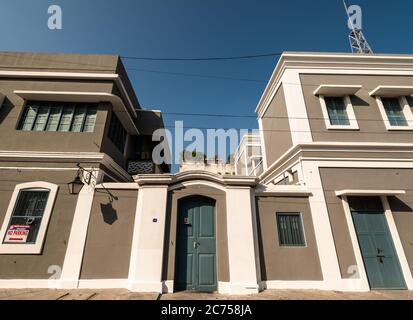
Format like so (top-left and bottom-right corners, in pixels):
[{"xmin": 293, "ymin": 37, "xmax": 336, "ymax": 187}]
[
  {"xmin": 258, "ymin": 117, "xmax": 268, "ymax": 171},
  {"xmin": 59, "ymin": 170, "xmax": 100, "ymax": 288},
  {"xmin": 281, "ymin": 69, "xmax": 313, "ymax": 145},
  {"xmin": 301, "ymin": 161, "xmax": 343, "ymax": 290},
  {"xmin": 225, "ymin": 186, "xmax": 260, "ymax": 294},
  {"xmin": 340, "ymin": 196, "xmax": 370, "ymax": 291},
  {"xmin": 128, "ymin": 185, "xmax": 168, "ymax": 293},
  {"xmin": 381, "ymin": 196, "xmax": 413, "ymax": 290}
]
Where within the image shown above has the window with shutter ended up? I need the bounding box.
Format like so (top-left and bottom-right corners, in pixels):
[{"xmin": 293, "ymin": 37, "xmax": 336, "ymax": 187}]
[
  {"xmin": 108, "ymin": 113, "xmax": 127, "ymax": 153},
  {"xmin": 18, "ymin": 102, "xmax": 98, "ymax": 133}
]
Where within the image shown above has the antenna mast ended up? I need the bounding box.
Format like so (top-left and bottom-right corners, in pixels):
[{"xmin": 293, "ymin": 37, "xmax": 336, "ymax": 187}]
[{"xmin": 343, "ymin": 0, "xmax": 373, "ymax": 54}]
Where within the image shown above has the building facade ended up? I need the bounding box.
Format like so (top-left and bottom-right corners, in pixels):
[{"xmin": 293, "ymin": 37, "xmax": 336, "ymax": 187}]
[
  {"xmin": 0, "ymin": 51, "xmax": 413, "ymax": 294},
  {"xmin": 234, "ymin": 133, "xmax": 263, "ymax": 176}
]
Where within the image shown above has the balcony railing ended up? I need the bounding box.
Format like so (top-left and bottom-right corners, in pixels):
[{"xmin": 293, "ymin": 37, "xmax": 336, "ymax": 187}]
[
  {"xmin": 127, "ymin": 160, "xmax": 155, "ymax": 175},
  {"xmin": 248, "ymin": 160, "xmax": 263, "ymax": 177}
]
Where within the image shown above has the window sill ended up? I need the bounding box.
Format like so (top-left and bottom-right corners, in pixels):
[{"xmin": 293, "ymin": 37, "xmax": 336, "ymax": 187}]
[
  {"xmin": 279, "ymin": 245, "xmax": 307, "ymax": 248},
  {"xmin": 386, "ymin": 127, "xmax": 413, "ymax": 131},
  {"xmin": 16, "ymin": 130, "xmax": 95, "ymax": 134},
  {"xmin": 326, "ymin": 126, "xmax": 360, "ymax": 131},
  {"xmin": 0, "ymin": 243, "xmax": 42, "ymax": 254}
]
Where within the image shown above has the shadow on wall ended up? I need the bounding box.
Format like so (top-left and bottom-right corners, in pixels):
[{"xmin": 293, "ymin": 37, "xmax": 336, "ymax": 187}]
[
  {"xmin": 100, "ymin": 202, "xmax": 118, "ymax": 225},
  {"xmin": 255, "ymin": 200, "xmax": 268, "ymax": 281},
  {"xmin": 162, "ymin": 193, "xmax": 173, "ymax": 281},
  {"xmin": 389, "ymin": 196, "xmax": 413, "ymax": 213},
  {"xmin": 0, "ymin": 97, "xmax": 15, "ymax": 125},
  {"xmin": 350, "ymin": 96, "xmax": 370, "ymax": 107}
]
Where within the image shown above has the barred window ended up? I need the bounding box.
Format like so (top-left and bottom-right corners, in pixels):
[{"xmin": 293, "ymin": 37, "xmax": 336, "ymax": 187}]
[
  {"xmin": 18, "ymin": 102, "xmax": 97, "ymax": 133},
  {"xmin": 3, "ymin": 190, "xmax": 49, "ymax": 244},
  {"xmin": 276, "ymin": 213, "xmax": 306, "ymax": 246}
]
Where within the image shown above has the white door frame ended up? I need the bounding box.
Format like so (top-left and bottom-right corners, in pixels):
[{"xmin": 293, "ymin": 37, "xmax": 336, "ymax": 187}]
[{"xmin": 339, "ymin": 195, "xmax": 413, "ymax": 290}]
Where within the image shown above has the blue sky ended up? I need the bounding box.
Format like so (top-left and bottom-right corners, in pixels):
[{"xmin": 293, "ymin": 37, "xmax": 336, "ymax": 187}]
[{"xmin": 0, "ymin": 0, "xmax": 411, "ymax": 171}]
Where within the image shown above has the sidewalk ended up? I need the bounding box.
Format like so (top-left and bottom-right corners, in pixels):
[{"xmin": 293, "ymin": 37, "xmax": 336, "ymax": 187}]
[
  {"xmin": 0, "ymin": 289, "xmax": 160, "ymax": 300},
  {"xmin": 0, "ymin": 289, "xmax": 412, "ymax": 300},
  {"xmin": 161, "ymin": 290, "xmax": 413, "ymax": 300}
]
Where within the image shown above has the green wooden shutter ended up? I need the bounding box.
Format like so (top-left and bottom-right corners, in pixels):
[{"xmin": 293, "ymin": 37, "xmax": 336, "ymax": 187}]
[
  {"xmin": 58, "ymin": 105, "xmax": 75, "ymax": 132},
  {"xmin": 83, "ymin": 106, "xmax": 97, "ymax": 132},
  {"xmin": 71, "ymin": 106, "xmax": 87, "ymax": 132},
  {"xmin": 32, "ymin": 105, "xmax": 51, "ymax": 131},
  {"xmin": 46, "ymin": 106, "xmax": 63, "ymax": 131},
  {"xmin": 20, "ymin": 105, "xmax": 39, "ymax": 131}
]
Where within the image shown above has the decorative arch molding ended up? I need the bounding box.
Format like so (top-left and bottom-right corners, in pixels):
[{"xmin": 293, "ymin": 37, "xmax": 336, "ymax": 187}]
[
  {"xmin": 134, "ymin": 170, "xmax": 257, "ymax": 189},
  {"xmin": 173, "ymin": 170, "xmax": 227, "ymax": 185},
  {"xmin": 174, "ymin": 194, "xmax": 218, "ymax": 292},
  {"xmin": 165, "ymin": 176, "xmax": 230, "ymax": 293},
  {"xmin": 0, "ymin": 181, "xmax": 59, "ymax": 254},
  {"xmin": 172, "ymin": 171, "xmax": 257, "ymax": 190},
  {"xmin": 169, "ymin": 180, "xmax": 227, "ymax": 192},
  {"xmin": 177, "ymin": 194, "xmax": 217, "ymax": 203}
]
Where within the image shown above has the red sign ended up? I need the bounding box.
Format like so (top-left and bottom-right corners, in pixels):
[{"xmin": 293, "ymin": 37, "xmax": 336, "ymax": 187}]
[{"xmin": 5, "ymin": 225, "xmax": 31, "ymax": 243}]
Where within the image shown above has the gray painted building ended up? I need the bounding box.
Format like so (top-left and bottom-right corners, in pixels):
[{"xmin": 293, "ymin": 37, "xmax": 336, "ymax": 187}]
[{"xmin": 1, "ymin": 51, "xmax": 413, "ymax": 294}]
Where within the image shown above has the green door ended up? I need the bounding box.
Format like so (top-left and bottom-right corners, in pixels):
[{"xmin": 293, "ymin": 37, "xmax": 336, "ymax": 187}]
[
  {"xmin": 352, "ymin": 210, "xmax": 406, "ymax": 289},
  {"xmin": 175, "ymin": 197, "xmax": 217, "ymax": 292}
]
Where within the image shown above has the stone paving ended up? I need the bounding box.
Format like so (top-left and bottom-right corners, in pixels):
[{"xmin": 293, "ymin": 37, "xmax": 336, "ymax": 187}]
[
  {"xmin": 0, "ymin": 288, "xmax": 160, "ymax": 300},
  {"xmin": 160, "ymin": 289, "xmax": 413, "ymax": 300},
  {"xmin": 0, "ymin": 289, "xmax": 412, "ymax": 300}
]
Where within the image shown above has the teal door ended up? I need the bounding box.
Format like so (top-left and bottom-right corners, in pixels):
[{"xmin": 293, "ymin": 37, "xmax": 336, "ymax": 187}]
[
  {"xmin": 175, "ymin": 197, "xmax": 217, "ymax": 292},
  {"xmin": 352, "ymin": 210, "xmax": 406, "ymax": 289}
]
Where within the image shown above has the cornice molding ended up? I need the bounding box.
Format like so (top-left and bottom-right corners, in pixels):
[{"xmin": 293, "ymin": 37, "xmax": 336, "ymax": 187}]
[
  {"xmin": 0, "ymin": 70, "xmax": 138, "ymax": 118},
  {"xmin": 259, "ymin": 142, "xmax": 413, "ymax": 184},
  {"xmin": 133, "ymin": 174, "xmax": 174, "ymax": 186},
  {"xmin": 134, "ymin": 170, "xmax": 257, "ymax": 187},
  {"xmin": 255, "ymin": 184, "xmax": 312, "ymax": 197},
  {"xmin": 13, "ymin": 90, "xmax": 139, "ymax": 134},
  {"xmin": 255, "ymin": 52, "xmax": 413, "ymax": 118},
  {"xmin": 0, "ymin": 150, "xmax": 131, "ymax": 182}
]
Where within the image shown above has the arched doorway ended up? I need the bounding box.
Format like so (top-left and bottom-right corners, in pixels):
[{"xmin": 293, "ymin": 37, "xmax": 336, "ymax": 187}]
[{"xmin": 174, "ymin": 196, "xmax": 217, "ymax": 292}]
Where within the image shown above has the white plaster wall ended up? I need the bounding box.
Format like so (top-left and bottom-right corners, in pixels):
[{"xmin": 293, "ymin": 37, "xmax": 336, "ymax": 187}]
[{"xmin": 128, "ymin": 185, "xmax": 169, "ymax": 292}]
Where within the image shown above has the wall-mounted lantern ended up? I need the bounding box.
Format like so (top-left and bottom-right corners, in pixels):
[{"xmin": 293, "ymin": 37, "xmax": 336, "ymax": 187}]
[
  {"xmin": 68, "ymin": 163, "xmax": 93, "ymax": 195},
  {"xmin": 68, "ymin": 175, "xmax": 84, "ymax": 195}
]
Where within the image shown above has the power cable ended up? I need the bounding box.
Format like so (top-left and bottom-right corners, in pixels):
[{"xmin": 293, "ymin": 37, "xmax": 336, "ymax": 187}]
[{"xmin": 121, "ymin": 52, "xmax": 282, "ymax": 62}]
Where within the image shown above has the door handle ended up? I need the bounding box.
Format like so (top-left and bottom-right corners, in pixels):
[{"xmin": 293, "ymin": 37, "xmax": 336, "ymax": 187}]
[
  {"xmin": 193, "ymin": 241, "xmax": 200, "ymax": 249},
  {"xmin": 376, "ymin": 248, "xmax": 385, "ymax": 263},
  {"xmin": 377, "ymin": 255, "xmax": 385, "ymax": 263}
]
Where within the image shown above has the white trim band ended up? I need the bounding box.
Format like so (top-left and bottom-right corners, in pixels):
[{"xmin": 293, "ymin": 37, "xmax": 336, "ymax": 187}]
[
  {"xmin": 369, "ymin": 86, "xmax": 413, "ymax": 97},
  {"xmin": 314, "ymin": 84, "xmax": 362, "ymax": 96},
  {"xmin": 335, "ymin": 190, "xmax": 406, "ymax": 197}
]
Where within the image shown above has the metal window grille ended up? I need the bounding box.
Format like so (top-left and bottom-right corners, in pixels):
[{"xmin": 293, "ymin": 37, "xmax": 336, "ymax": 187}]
[
  {"xmin": 3, "ymin": 190, "xmax": 49, "ymax": 244},
  {"xmin": 276, "ymin": 213, "xmax": 306, "ymax": 246}
]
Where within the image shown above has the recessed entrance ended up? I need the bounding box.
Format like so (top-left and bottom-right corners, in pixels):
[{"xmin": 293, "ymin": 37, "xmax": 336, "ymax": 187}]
[
  {"xmin": 174, "ymin": 196, "xmax": 217, "ymax": 292},
  {"xmin": 349, "ymin": 197, "xmax": 406, "ymax": 289}
]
